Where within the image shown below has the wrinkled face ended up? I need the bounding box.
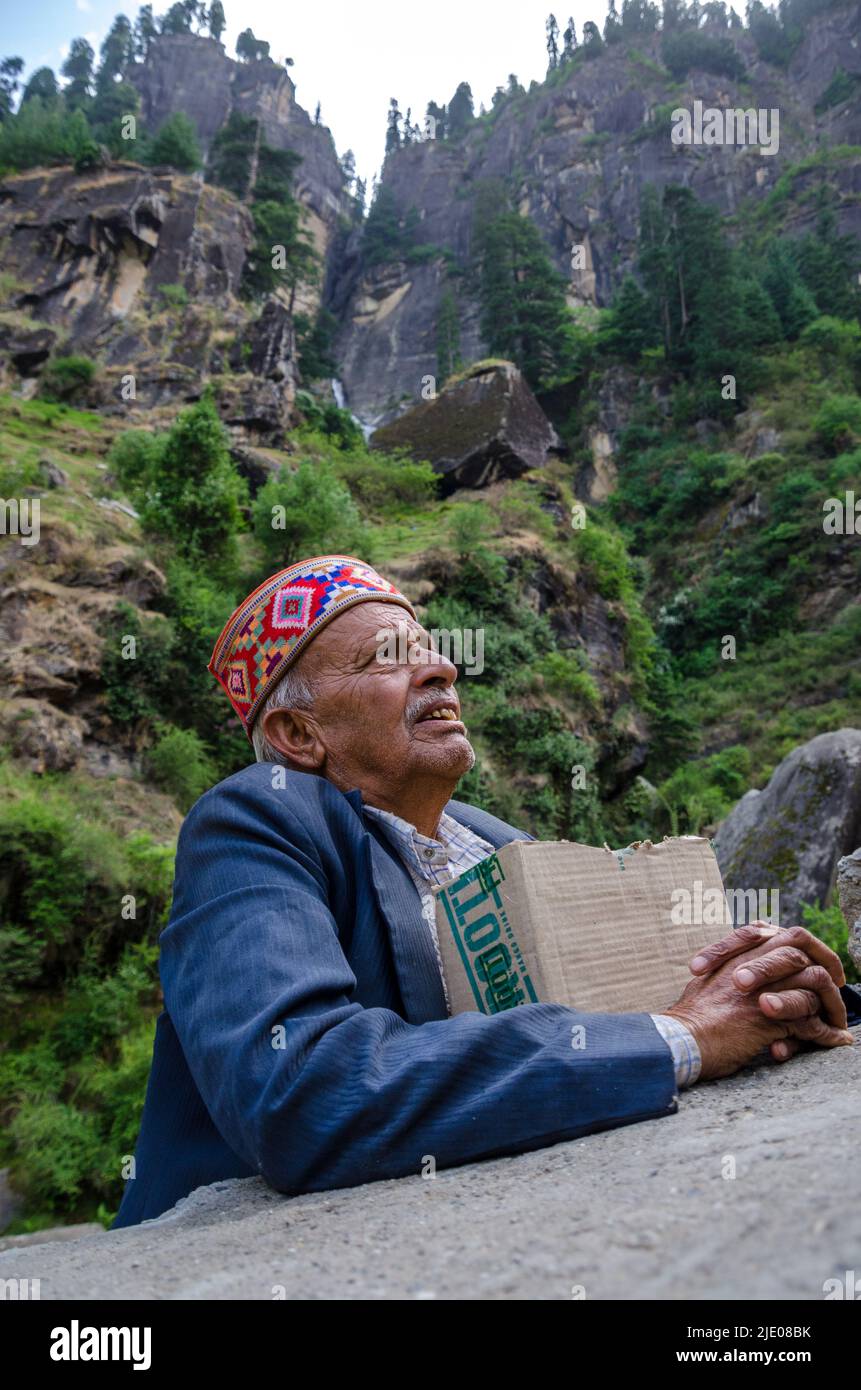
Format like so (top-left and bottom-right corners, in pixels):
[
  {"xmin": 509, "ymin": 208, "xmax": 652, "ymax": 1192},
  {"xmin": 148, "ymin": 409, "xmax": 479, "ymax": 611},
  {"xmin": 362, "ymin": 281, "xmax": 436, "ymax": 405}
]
[{"xmin": 264, "ymin": 600, "xmax": 475, "ymax": 792}]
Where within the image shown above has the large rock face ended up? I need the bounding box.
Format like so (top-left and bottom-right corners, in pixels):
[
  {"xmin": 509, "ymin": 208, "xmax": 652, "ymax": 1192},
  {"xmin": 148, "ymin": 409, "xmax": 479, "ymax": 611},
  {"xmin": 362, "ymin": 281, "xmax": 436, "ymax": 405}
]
[
  {"xmin": 127, "ymin": 33, "xmax": 349, "ymax": 302},
  {"xmin": 714, "ymin": 729, "xmax": 861, "ymax": 926},
  {"xmin": 0, "ymin": 164, "xmax": 300, "ymax": 440},
  {"xmin": 0, "ymin": 163, "xmax": 250, "ymax": 392},
  {"xmin": 333, "ymin": 5, "xmax": 861, "ymax": 420},
  {"xmin": 370, "ymin": 360, "xmax": 560, "ymax": 490}
]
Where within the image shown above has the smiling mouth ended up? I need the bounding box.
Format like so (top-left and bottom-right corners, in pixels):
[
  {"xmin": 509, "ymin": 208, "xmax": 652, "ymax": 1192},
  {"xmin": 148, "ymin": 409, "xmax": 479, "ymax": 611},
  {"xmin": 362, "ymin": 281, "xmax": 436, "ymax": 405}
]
[{"xmin": 416, "ymin": 708, "xmax": 460, "ymax": 724}]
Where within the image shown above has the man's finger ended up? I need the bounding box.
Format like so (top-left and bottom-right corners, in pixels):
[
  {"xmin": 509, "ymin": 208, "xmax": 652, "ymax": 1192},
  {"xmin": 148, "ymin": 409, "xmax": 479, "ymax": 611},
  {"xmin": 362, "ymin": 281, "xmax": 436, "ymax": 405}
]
[
  {"xmin": 756, "ymin": 965, "xmax": 848, "ymax": 1029},
  {"xmin": 689, "ymin": 923, "xmax": 780, "ymax": 976},
  {"xmin": 770, "ymin": 1038, "xmax": 801, "ymax": 1062},
  {"xmin": 732, "ymin": 945, "xmax": 811, "ymax": 992},
  {"xmin": 692, "ymin": 923, "xmax": 845, "ymax": 988},
  {"xmin": 759, "ymin": 988, "xmax": 820, "ymax": 1021},
  {"xmin": 783, "ymin": 1015, "xmax": 855, "ymax": 1048},
  {"xmin": 768, "ymin": 927, "xmax": 846, "ymax": 987}
]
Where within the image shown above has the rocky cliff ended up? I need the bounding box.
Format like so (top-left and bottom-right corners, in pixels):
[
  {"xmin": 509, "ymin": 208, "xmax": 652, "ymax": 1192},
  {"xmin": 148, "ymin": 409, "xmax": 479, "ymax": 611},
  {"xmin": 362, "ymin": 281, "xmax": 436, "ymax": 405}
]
[
  {"xmin": 127, "ymin": 34, "xmax": 349, "ymax": 274},
  {"xmin": 332, "ymin": 3, "xmax": 861, "ymax": 421}
]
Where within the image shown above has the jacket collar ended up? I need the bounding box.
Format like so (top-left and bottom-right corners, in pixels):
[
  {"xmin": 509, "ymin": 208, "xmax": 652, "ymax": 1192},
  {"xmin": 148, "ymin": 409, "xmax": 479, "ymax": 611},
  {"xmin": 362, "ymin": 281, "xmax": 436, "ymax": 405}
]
[{"xmin": 343, "ymin": 787, "xmax": 517, "ymax": 1025}]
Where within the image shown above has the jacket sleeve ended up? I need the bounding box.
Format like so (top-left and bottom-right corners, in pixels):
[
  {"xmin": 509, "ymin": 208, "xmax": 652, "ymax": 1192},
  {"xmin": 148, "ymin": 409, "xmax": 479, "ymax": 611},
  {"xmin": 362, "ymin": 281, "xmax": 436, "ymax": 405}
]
[{"xmin": 159, "ymin": 778, "xmax": 679, "ymax": 1197}]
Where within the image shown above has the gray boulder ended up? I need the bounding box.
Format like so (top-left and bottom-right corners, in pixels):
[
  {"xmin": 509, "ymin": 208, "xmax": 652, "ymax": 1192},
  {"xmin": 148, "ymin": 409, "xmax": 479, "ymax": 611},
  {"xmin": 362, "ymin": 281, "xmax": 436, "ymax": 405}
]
[
  {"xmin": 837, "ymin": 847, "xmax": 861, "ymax": 971},
  {"xmin": 714, "ymin": 729, "xmax": 861, "ymax": 927},
  {"xmin": 370, "ymin": 360, "xmax": 560, "ymax": 491}
]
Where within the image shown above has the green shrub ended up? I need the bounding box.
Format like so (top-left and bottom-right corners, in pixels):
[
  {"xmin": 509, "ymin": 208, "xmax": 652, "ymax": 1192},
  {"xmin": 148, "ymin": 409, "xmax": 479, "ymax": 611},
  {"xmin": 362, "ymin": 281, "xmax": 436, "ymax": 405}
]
[
  {"xmin": 534, "ymin": 651, "xmax": 600, "ymax": 709},
  {"xmin": 147, "ymin": 724, "xmax": 218, "ymax": 812},
  {"xmin": 801, "ymin": 902, "xmax": 858, "ymax": 984},
  {"xmin": 145, "ymin": 112, "xmax": 201, "ymax": 172},
  {"xmin": 39, "ymin": 355, "xmax": 97, "ymax": 403},
  {"xmin": 0, "ymin": 99, "xmax": 94, "ymax": 172},
  {"xmin": 0, "ymin": 769, "xmax": 174, "ymax": 1012},
  {"xmin": 251, "ymin": 459, "xmax": 369, "ymax": 567},
  {"xmin": 447, "ymin": 502, "xmax": 496, "ymax": 556},
  {"xmin": 814, "ymin": 394, "xmax": 861, "ymax": 453},
  {"xmin": 108, "ymin": 396, "xmax": 247, "ymax": 568},
  {"xmin": 0, "ymin": 451, "xmax": 43, "ymax": 494},
  {"xmin": 332, "ymin": 446, "xmax": 437, "ymax": 514},
  {"xmin": 814, "ymin": 68, "xmax": 861, "ymax": 116},
  {"xmin": 294, "ymin": 393, "xmax": 365, "ymax": 450},
  {"xmin": 661, "ymin": 32, "xmax": 746, "ymax": 81},
  {"xmin": 800, "ymin": 315, "xmax": 861, "ymax": 364},
  {"xmin": 100, "ymin": 567, "xmax": 251, "ymax": 785},
  {"xmin": 0, "ymin": 939, "xmax": 163, "ymax": 1223},
  {"xmin": 652, "ymin": 745, "xmax": 752, "ymax": 836},
  {"xmin": 8, "ymin": 1101, "xmax": 105, "ymax": 1208},
  {"xmin": 158, "ymin": 283, "xmax": 189, "ymax": 309}
]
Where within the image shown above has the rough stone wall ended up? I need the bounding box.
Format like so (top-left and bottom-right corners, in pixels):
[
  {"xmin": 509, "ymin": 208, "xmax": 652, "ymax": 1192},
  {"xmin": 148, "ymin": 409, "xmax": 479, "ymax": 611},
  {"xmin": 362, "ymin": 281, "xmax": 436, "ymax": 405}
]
[{"xmin": 1, "ymin": 1026, "xmax": 856, "ymax": 1298}]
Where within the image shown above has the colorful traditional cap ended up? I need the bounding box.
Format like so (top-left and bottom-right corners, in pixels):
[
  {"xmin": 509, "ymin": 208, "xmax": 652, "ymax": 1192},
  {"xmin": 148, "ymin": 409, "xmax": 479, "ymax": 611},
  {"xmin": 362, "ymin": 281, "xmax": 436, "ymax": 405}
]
[{"xmin": 209, "ymin": 554, "xmax": 417, "ymax": 738}]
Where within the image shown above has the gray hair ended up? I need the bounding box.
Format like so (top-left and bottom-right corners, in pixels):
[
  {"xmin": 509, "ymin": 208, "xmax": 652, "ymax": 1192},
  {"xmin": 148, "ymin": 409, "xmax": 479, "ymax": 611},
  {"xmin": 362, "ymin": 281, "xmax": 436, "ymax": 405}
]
[{"xmin": 250, "ymin": 659, "xmax": 318, "ymax": 766}]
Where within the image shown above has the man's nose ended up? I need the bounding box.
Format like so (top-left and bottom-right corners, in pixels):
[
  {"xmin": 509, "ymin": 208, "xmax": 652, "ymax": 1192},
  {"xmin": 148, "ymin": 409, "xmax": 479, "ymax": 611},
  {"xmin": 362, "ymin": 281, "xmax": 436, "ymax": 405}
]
[{"xmin": 411, "ymin": 645, "xmax": 458, "ymax": 687}]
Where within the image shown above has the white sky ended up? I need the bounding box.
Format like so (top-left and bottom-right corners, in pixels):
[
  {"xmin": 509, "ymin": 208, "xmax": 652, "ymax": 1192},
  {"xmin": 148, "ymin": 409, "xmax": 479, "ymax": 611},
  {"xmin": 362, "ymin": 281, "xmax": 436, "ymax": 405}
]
[
  {"xmin": 236, "ymin": 0, "xmax": 603, "ymax": 184},
  {"xmin": 25, "ymin": 0, "xmax": 606, "ymax": 188}
]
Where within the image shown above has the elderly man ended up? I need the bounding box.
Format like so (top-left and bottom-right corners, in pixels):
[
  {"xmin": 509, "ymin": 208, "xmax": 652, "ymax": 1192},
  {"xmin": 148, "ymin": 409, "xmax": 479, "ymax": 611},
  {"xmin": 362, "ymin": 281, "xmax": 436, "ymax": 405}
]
[{"xmin": 112, "ymin": 555, "xmax": 853, "ymax": 1228}]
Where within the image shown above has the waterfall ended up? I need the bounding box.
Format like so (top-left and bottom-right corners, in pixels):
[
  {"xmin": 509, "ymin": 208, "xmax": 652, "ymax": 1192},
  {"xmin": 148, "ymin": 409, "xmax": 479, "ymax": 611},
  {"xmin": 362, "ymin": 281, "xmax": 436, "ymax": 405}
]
[{"xmin": 331, "ymin": 378, "xmax": 374, "ymax": 443}]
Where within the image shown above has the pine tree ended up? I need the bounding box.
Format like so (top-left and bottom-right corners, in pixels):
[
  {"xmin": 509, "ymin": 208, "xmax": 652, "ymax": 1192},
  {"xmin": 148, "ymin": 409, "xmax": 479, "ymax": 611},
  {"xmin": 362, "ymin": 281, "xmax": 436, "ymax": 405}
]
[
  {"xmin": 602, "ymin": 275, "xmax": 658, "ymax": 361},
  {"xmin": 546, "ymin": 14, "xmax": 560, "ymax": 69},
  {"xmin": 21, "ymin": 68, "xmax": 59, "ymax": 107},
  {"xmin": 353, "ymin": 176, "xmax": 366, "ymax": 221},
  {"xmin": 475, "ymin": 208, "xmax": 574, "ymax": 387},
  {"xmin": 437, "ymin": 287, "xmax": 463, "ymax": 382},
  {"xmin": 208, "ymin": 1, "xmax": 226, "ymax": 42},
  {"xmin": 426, "ymin": 100, "xmax": 446, "ymax": 139},
  {"xmin": 0, "ymin": 57, "xmax": 24, "ymax": 121},
  {"xmin": 146, "ymin": 111, "xmax": 201, "ymax": 171},
  {"xmin": 207, "ymin": 111, "xmax": 259, "ymax": 197},
  {"xmin": 562, "ymin": 18, "xmax": 578, "ymax": 57},
  {"xmin": 385, "ymin": 97, "xmax": 401, "ymax": 154},
  {"xmin": 791, "ymin": 196, "xmax": 861, "ymax": 321},
  {"xmin": 160, "ymin": 2, "xmax": 192, "ymax": 35},
  {"xmin": 61, "ymin": 39, "xmax": 95, "ymax": 111},
  {"xmin": 97, "ymin": 15, "xmax": 135, "ymax": 90},
  {"xmin": 133, "ymin": 5, "xmax": 159, "ymax": 58},
  {"xmin": 604, "ymin": 0, "xmax": 624, "ymax": 43},
  {"xmin": 236, "ymin": 28, "xmax": 268, "ymax": 62},
  {"xmin": 761, "ymin": 242, "xmax": 818, "ymax": 338},
  {"xmin": 661, "ymin": 0, "xmax": 687, "ymax": 29},
  {"xmin": 582, "ymin": 21, "xmax": 604, "ymax": 54},
  {"xmin": 339, "ymin": 148, "xmax": 356, "ymax": 189},
  {"xmin": 363, "ymin": 186, "xmax": 406, "ymax": 265},
  {"xmin": 447, "ymin": 82, "xmax": 474, "ymax": 139}
]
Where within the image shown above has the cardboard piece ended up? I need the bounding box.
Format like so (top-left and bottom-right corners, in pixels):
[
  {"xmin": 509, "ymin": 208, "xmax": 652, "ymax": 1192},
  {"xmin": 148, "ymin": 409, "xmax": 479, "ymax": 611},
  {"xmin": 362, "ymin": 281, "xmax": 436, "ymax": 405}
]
[{"xmin": 433, "ymin": 836, "xmax": 728, "ymax": 1016}]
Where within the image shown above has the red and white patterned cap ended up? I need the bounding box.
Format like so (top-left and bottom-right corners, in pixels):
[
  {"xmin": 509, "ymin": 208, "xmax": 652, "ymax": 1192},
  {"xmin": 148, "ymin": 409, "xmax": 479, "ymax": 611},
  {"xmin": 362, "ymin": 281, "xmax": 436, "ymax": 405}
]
[{"xmin": 208, "ymin": 555, "xmax": 416, "ymax": 738}]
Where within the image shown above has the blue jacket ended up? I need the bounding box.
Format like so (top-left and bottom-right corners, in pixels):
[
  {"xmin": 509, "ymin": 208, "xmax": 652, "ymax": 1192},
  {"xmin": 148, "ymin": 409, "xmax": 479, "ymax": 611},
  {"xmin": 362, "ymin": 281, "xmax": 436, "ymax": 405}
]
[{"xmin": 112, "ymin": 764, "xmax": 677, "ymax": 1228}]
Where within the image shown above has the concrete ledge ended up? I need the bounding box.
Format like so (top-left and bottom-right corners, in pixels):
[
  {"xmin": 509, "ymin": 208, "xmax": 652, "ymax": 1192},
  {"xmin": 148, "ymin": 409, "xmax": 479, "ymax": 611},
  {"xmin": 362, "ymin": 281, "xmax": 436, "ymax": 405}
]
[{"xmin": 2, "ymin": 1029, "xmax": 858, "ymax": 1300}]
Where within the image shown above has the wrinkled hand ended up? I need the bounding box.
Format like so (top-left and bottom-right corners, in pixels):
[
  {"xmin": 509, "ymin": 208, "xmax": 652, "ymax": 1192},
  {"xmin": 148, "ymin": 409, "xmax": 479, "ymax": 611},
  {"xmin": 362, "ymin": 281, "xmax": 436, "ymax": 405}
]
[
  {"xmin": 688, "ymin": 922, "xmax": 851, "ymax": 1064},
  {"xmin": 664, "ymin": 923, "xmax": 854, "ymax": 1081}
]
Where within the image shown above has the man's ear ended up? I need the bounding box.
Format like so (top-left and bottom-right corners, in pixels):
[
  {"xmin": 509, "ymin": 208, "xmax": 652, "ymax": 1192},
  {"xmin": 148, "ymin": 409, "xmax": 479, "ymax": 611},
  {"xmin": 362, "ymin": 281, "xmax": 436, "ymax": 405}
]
[{"xmin": 261, "ymin": 706, "xmax": 326, "ymax": 771}]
